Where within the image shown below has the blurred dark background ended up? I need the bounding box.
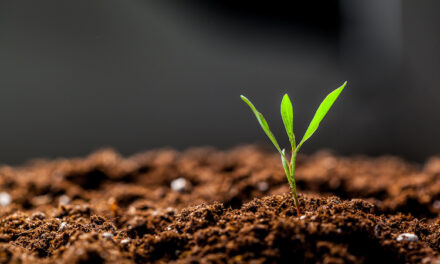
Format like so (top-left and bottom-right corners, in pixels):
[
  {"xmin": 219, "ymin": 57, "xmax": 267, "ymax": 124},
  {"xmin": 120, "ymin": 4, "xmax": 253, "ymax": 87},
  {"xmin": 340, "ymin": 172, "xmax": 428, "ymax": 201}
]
[{"xmin": 0, "ymin": 0, "xmax": 439, "ymax": 164}]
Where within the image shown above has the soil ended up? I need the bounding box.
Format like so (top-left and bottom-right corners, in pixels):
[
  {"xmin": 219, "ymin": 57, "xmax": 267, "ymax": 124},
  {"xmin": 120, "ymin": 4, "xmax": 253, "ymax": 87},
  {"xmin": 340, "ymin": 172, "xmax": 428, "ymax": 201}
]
[{"xmin": 1, "ymin": 145, "xmax": 440, "ymax": 263}]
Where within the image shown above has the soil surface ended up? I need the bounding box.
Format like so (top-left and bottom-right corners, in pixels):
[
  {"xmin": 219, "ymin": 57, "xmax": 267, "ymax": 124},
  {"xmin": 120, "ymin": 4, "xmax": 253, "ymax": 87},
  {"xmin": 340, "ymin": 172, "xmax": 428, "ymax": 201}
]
[{"xmin": 1, "ymin": 145, "xmax": 440, "ymax": 263}]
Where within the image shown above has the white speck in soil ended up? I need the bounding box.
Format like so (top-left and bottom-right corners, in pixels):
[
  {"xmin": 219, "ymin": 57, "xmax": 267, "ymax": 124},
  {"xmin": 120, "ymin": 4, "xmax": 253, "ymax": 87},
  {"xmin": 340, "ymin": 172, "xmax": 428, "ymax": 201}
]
[
  {"xmin": 102, "ymin": 232, "xmax": 114, "ymax": 239},
  {"xmin": 59, "ymin": 222, "xmax": 67, "ymax": 232},
  {"xmin": 166, "ymin": 207, "xmax": 176, "ymax": 215},
  {"xmin": 300, "ymin": 215, "xmax": 306, "ymax": 220},
  {"xmin": 59, "ymin": 195, "xmax": 71, "ymax": 205},
  {"xmin": 121, "ymin": 238, "xmax": 131, "ymax": 245},
  {"xmin": 257, "ymin": 181, "xmax": 269, "ymax": 192},
  {"xmin": 0, "ymin": 192, "xmax": 11, "ymax": 206},
  {"xmin": 396, "ymin": 233, "xmax": 418, "ymax": 242},
  {"xmin": 170, "ymin": 177, "xmax": 190, "ymax": 192}
]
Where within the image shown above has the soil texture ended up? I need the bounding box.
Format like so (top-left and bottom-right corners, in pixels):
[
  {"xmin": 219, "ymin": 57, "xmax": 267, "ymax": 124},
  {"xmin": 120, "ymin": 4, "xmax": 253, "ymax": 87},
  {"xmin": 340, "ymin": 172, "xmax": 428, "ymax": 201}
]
[{"xmin": 1, "ymin": 145, "xmax": 440, "ymax": 263}]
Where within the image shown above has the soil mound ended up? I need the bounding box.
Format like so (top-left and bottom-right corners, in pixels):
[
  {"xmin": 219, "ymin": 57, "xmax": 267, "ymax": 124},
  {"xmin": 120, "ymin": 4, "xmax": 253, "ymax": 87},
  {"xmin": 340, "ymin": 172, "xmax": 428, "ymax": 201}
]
[{"xmin": 1, "ymin": 145, "xmax": 440, "ymax": 263}]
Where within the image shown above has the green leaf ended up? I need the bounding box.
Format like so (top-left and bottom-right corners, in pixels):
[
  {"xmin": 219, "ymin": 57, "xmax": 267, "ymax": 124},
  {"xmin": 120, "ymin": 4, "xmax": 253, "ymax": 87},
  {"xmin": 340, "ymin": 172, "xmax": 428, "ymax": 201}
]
[
  {"xmin": 281, "ymin": 149, "xmax": 293, "ymax": 187},
  {"xmin": 298, "ymin": 81, "xmax": 346, "ymax": 149},
  {"xmin": 241, "ymin": 95, "xmax": 283, "ymax": 156},
  {"xmin": 281, "ymin": 149, "xmax": 290, "ymax": 178},
  {"xmin": 281, "ymin": 94, "xmax": 295, "ymax": 149}
]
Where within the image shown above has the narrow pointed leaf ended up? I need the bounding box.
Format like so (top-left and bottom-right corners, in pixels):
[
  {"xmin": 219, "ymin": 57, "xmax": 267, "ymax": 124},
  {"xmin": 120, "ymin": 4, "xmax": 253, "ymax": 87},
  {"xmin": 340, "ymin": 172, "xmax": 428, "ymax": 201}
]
[
  {"xmin": 298, "ymin": 81, "xmax": 346, "ymax": 148},
  {"xmin": 257, "ymin": 112, "xmax": 283, "ymax": 154},
  {"xmin": 240, "ymin": 95, "xmax": 259, "ymax": 119},
  {"xmin": 281, "ymin": 149, "xmax": 292, "ymax": 187},
  {"xmin": 240, "ymin": 95, "xmax": 283, "ymax": 155},
  {"xmin": 281, "ymin": 94, "xmax": 295, "ymax": 149}
]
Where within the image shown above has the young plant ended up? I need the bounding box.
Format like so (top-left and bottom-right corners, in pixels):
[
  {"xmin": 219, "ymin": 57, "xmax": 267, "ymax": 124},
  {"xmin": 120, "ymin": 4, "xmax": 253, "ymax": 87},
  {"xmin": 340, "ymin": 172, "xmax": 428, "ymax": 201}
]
[{"xmin": 240, "ymin": 81, "xmax": 346, "ymax": 215}]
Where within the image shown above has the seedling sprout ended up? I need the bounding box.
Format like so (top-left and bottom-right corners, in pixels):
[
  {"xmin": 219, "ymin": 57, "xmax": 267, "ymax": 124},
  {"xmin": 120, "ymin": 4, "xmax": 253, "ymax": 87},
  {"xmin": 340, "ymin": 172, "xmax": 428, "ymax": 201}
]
[{"xmin": 240, "ymin": 81, "xmax": 346, "ymax": 215}]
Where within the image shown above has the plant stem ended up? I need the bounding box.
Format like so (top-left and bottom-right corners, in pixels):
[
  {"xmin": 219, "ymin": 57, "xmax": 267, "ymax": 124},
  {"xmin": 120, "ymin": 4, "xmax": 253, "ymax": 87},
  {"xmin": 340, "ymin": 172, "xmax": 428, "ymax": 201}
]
[
  {"xmin": 283, "ymin": 178, "xmax": 300, "ymax": 215},
  {"xmin": 289, "ymin": 177, "xmax": 301, "ymax": 216},
  {"xmin": 290, "ymin": 150, "xmax": 301, "ymax": 216}
]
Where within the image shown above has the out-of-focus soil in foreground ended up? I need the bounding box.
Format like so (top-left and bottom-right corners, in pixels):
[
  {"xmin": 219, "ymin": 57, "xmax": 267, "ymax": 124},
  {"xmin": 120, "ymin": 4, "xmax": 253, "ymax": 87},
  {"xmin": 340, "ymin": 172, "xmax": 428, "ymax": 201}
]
[{"xmin": 2, "ymin": 145, "xmax": 440, "ymax": 263}]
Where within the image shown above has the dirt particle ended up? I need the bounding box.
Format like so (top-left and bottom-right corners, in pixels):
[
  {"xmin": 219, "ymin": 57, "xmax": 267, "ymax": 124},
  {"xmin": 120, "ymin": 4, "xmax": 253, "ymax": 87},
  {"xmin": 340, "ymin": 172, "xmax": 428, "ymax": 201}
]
[
  {"xmin": 0, "ymin": 192, "xmax": 11, "ymax": 206},
  {"xmin": 170, "ymin": 177, "xmax": 190, "ymax": 192},
  {"xmin": 32, "ymin": 195, "xmax": 51, "ymax": 206},
  {"xmin": 166, "ymin": 207, "xmax": 176, "ymax": 215},
  {"xmin": 433, "ymin": 200, "xmax": 440, "ymax": 210},
  {"xmin": 91, "ymin": 215, "xmax": 106, "ymax": 225},
  {"xmin": 102, "ymin": 232, "xmax": 114, "ymax": 240},
  {"xmin": 31, "ymin": 212, "xmax": 45, "ymax": 220},
  {"xmin": 59, "ymin": 222, "xmax": 67, "ymax": 232},
  {"xmin": 396, "ymin": 233, "xmax": 418, "ymax": 242},
  {"xmin": 59, "ymin": 195, "xmax": 71, "ymax": 205},
  {"xmin": 257, "ymin": 181, "xmax": 269, "ymax": 192},
  {"xmin": 121, "ymin": 238, "xmax": 131, "ymax": 245}
]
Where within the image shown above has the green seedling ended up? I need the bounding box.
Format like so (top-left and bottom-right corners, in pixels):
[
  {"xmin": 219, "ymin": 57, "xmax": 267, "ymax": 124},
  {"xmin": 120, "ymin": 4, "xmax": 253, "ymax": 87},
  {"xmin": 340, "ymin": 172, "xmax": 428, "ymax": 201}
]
[{"xmin": 240, "ymin": 81, "xmax": 346, "ymax": 215}]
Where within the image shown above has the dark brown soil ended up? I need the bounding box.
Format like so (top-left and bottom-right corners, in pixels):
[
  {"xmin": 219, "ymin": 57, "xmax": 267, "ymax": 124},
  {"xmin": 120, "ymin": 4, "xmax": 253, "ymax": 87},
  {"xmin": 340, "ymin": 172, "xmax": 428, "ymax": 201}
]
[{"xmin": 1, "ymin": 145, "xmax": 440, "ymax": 263}]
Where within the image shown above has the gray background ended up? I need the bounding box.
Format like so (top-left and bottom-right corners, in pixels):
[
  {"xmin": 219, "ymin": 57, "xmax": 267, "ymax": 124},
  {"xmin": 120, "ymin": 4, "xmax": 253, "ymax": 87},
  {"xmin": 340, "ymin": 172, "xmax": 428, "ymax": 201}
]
[{"xmin": 0, "ymin": 0, "xmax": 439, "ymax": 164}]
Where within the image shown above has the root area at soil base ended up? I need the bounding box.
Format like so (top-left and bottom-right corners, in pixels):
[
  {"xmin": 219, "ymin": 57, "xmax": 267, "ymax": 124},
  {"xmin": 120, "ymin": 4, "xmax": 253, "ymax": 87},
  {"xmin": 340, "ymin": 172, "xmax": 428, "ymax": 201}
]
[{"xmin": 1, "ymin": 145, "xmax": 440, "ymax": 263}]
